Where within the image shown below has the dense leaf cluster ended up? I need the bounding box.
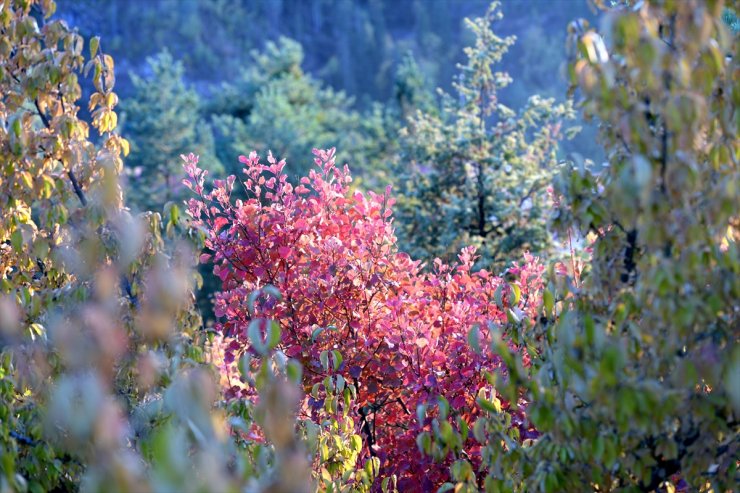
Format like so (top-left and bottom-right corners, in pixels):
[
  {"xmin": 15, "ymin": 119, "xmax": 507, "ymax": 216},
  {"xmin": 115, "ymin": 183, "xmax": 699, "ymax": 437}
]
[{"xmin": 185, "ymin": 147, "xmax": 544, "ymax": 489}]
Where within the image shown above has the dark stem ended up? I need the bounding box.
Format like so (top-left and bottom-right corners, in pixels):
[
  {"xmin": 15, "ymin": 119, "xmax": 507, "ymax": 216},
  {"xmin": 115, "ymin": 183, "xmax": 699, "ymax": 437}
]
[
  {"xmin": 620, "ymin": 228, "xmax": 638, "ymax": 284},
  {"xmin": 67, "ymin": 170, "xmax": 88, "ymax": 207},
  {"xmin": 35, "ymin": 99, "xmax": 88, "ymax": 207},
  {"xmin": 659, "ymin": 14, "xmax": 675, "ymax": 258},
  {"xmin": 477, "ymin": 160, "xmax": 486, "ymax": 238}
]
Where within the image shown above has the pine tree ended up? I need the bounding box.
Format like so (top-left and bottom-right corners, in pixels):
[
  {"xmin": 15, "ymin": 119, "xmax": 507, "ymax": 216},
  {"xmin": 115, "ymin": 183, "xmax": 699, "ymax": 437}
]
[
  {"xmin": 122, "ymin": 50, "xmax": 222, "ymax": 210},
  {"xmin": 394, "ymin": 2, "xmax": 577, "ymax": 269},
  {"xmin": 208, "ymin": 37, "xmax": 392, "ymax": 185}
]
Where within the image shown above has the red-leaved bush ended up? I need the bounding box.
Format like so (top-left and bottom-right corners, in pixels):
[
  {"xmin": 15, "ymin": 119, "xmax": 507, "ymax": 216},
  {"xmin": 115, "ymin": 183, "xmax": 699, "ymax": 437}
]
[{"xmin": 184, "ymin": 148, "xmax": 544, "ymax": 489}]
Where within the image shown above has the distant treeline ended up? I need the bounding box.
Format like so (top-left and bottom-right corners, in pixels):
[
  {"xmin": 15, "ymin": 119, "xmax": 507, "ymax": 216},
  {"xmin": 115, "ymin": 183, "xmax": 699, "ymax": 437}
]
[{"xmin": 56, "ymin": 0, "xmax": 597, "ymax": 107}]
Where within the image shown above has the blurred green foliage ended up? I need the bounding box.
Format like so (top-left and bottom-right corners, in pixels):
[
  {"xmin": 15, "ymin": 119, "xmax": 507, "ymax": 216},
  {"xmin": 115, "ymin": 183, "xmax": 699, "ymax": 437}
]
[{"xmin": 463, "ymin": 1, "xmax": 739, "ymax": 491}]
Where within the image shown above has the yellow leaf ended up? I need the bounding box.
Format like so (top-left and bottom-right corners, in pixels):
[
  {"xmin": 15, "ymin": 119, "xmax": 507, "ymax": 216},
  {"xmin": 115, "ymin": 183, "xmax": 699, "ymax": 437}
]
[
  {"xmin": 120, "ymin": 137, "xmax": 130, "ymax": 157},
  {"xmin": 20, "ymin": 171, "xmax": 33, "ymax": 189},
  {"xmin": 105, "ymin": 92, "xmax": 118, "ymax": 108}
]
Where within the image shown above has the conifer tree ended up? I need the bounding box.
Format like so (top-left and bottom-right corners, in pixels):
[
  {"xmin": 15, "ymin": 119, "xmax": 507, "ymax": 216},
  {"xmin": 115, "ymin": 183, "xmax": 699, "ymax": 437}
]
[
  {"xmin": 122, "ymin": 50, "xmax": 222, "ymax": 210},
  {"xmin": 209, "ymin": 37, "xmax": 392, "ymax": 185},
  {"xmin": 394, "ymin": 2, "xmax": 577, "ymax": 269}
]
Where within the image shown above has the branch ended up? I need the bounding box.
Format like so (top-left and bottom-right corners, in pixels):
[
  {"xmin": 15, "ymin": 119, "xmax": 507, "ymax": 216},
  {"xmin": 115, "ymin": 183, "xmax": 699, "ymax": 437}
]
[
  {"xmin": 66, "ymin": 170, "xmax": 88, "ymax": 207},
  {"xmin": 9, "ymin": 430, "xmax": 36, "ymax": 446},
  {"xmin": 518, "ymin": 181, "xmax": 541, "ymax": 209},
  {"xmin": 620, "ymin": 228, "xmax": 638, "ymax": 284},
  {"xmin": 33, "ymin": 99, "xmax": 51, "ymax": 128},
  {"xmin": 395, "ymin": 397, "xmax": 411, "ymax": 415},
  {"xmin": 34, "ymin": 99, "xmax": 88, "ymax": 207},
  {"xmin": 617, "ymin": 133, "xmax": 632, "ymax": 155}
]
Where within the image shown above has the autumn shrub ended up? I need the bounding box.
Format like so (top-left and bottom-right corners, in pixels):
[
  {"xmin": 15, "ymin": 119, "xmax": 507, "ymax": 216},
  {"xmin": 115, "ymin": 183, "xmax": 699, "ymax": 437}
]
[{"xmin": 185, "ymin": 147, "xmax": 545, "ymax": 489}]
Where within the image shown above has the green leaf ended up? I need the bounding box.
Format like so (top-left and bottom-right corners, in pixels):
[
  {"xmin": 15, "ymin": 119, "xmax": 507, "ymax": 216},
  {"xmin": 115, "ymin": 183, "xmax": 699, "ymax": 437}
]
[
  {"xmin": 364, "ymin": 456, "xmax": 379, "ymax": 478},
  {"xmin": 10, "ymin": 229, "xmax": 23, "ymax": 252},
  {"xmin": 416, "ymin": 431, "xmax": 431, "ymax": 454},
  {"xmin": 416, "ymin": 403, "xmax": 427, "ymax": 424},
  {"xmin": 238, "ymin": 353, "xmax": 251, "ymax": 381},
  {"xmin": 468, "ymin": 325, "xmax": 481, "ymax": 354},
  {"xmin": 472, "ymin": 418, "xmax": 486, "ymax": 443},
  {"xmin": 508, "ymin": 282, "xmax": 521, "ymax": 305},
  {"xmin": 543, "ymin": 289, "xmax": 554, "ymax": 316},
  {"xmin": 351, "ymin": 434, "xmax": 362, "ymax": 452},
  {"xmin": 381, "ymin": 477, "xmax": 391, "ymax": 492},
  {"xmin": 247, "ymin": 318, "xmax": 267, "ymax": 355},
  {"xmin": 286, "ymin": 359, "xmax": 302, "ymax": 383},
  {"xmin": 477, "ymin": 394, "xmax": 502, "ymax": 414},
  {"xmin": 506, "ymin": 308, "xmax": 521, "ymax": 324},
  {"xmin": 494, "ymin": 284, "xmax": 504, "ymax": 310},
  {"xmin": 247, "ymin": 290, "xmax": 260, "ymax": 314},
  {"xmin": 335, "ymin": 374, "xmax": 345, "ymax": 393},
  {"xmin": 311, "ymin": 326, "xmax": 324, "ymax": 341},
  {"xmin": 437, "ymin": 396, "xmax": 450, "ymax": 420},
  {"xmin": 439, "ymin": 421, "xmax": 454, "ymax": 443},
  {"xmin": 331, "ymin": 350, "xmax": 343, "ymax": 370},
  {"xmin": 89, "ymin": 36, "xmax": 99, "ymax": 58},
  {"xmin": 168, "ymin": 202, "xmax": 179, "ymax": 224},
  {"xmin": 458, "ymin": 416, "xmax": 469, "ymax": 442},
  {"xmin": 266, "ymin": 320, "xmax": 281, "ymax": 349},
  {"xmin": 41, "ymin": 175, "xmax": 54, "ymax": 199},
  {"xmin": 28, "ymin": 323, "xmax": 44, "ymax": 340}
]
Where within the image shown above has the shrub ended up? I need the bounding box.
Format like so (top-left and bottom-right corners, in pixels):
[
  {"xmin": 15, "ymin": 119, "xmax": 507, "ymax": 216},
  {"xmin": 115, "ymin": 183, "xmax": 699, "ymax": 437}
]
[{"xmin": 185, "ymin": 147, "xmax": 545, "ymax": 489}]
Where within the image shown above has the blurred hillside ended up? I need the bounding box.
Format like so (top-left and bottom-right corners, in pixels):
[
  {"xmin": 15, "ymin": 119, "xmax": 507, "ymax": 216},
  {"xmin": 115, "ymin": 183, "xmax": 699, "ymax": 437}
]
[{"xmin": 56, "ymin": 0, "xmax": 599, "ymax": 111}]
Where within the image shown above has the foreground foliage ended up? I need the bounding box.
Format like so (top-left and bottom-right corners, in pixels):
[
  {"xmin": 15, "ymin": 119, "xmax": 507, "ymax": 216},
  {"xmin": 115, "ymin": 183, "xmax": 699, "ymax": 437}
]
[
  {"xmin": 469, "ymin": 1, "xmax": 739, "ymax": 491},
  {"xmin": 0, "ymin": 2, "xmax": 313, "ymax": 492}
]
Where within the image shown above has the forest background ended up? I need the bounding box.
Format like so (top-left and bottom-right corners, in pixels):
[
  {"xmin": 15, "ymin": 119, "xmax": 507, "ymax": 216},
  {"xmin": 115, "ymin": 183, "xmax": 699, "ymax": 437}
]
[{"xmin": 56, "ymin": 0, "xmax": 605, "ymax": 319}]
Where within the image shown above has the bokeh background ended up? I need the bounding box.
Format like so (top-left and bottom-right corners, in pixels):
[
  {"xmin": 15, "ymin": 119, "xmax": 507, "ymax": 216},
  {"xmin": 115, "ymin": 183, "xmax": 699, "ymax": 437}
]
[{"xmin": 57, "ymin": 0, "xmax": 604, "ymax": 182}]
